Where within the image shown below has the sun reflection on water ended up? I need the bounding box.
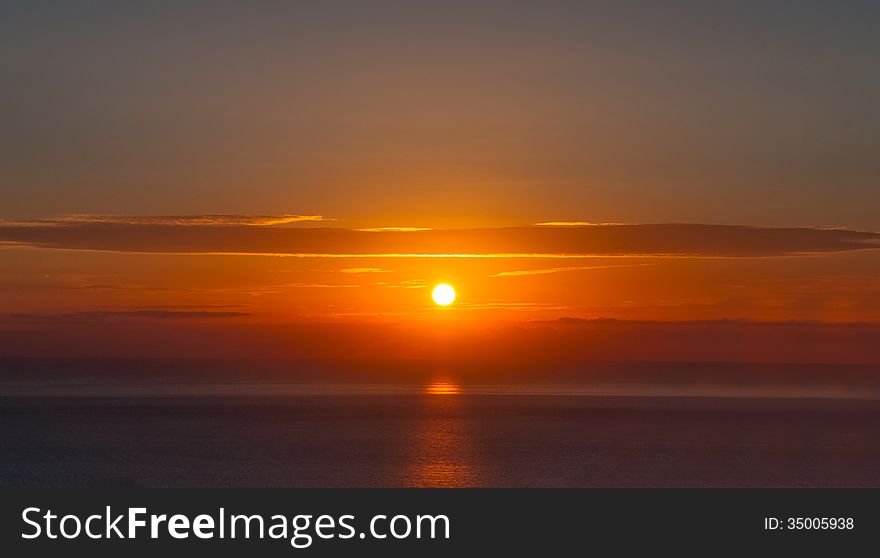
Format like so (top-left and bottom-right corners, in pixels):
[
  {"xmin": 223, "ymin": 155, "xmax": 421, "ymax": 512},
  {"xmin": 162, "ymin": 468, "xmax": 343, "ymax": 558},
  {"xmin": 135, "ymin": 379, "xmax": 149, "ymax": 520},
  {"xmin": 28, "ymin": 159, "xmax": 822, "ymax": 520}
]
[
  {"xmin": 403, "ymin": 378, "xmax": 480, "ymax": 487},
  {"xmin": 424, "ymin": 380, "xmax": 461, "ymax": 395}
]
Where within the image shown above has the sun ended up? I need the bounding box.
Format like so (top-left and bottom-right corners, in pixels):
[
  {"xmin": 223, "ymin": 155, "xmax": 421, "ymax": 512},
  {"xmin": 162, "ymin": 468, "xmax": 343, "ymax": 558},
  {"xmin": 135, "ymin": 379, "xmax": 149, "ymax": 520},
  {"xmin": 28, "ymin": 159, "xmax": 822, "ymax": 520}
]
[{"xmin": 432, "ymin": 284, "xmax": 456, "ymax": 306}]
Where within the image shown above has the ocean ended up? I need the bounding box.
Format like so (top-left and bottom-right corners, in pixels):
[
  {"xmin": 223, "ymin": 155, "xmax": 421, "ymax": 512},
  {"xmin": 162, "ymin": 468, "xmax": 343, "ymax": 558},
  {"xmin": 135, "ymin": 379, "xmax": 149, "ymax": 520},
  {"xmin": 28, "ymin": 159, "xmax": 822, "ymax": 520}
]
[{"xmin": 2, "ymin": 389, "xmax": 879, "ymax": 487}]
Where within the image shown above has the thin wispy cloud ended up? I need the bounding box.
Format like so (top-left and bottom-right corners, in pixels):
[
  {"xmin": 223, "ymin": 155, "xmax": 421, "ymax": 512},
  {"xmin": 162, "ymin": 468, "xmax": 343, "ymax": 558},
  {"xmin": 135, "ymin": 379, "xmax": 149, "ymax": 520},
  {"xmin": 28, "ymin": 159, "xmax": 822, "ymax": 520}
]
[
  {"xmin": 65, "ymin": 283, "xmax": 200, "ymax": 293},
  {"xmin": 340, "ymin": 267, "xmax": 393, "ymax": 274},
  {"xmin": 490, "ymin": 263, "xmax": 654, "ymax": 278},
  {"xmin": 232, "ymin": 283, "xmax": 361, "ymax": 296},
  {"xmin": 378, "ymin": 279, "xmax": 429, "ymax": 289},
  {"xmin": 457, "ymin": 301, "xmax": 574, "ymax": 311},
  {"xmin": 1, "ymin": 214, "xmax": 328, "ymax": 227},
  {"xmin": 285, "ymin": 283, "xmax": 360, "ymax": 288},
  {"xmin": 534, "ymin": 221, "xmax": 625, "ymax": 227},
  {"xmin": 6, "ymin": 310, "xmax": 251, "ymax": 320},
  {"xmin": 354, "ymin": 227, "xmax": 433, "ymax": 232}
]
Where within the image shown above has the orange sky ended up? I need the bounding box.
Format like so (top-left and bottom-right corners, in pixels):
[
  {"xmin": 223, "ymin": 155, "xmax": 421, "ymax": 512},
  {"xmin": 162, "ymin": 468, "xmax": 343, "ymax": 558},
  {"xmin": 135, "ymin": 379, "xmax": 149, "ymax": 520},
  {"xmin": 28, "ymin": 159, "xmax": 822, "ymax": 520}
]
[
  {"xmin": 2, "ymin": 2, "xmax": 880, "ymax": 369},
  {"xmin": 1, "ymin": 219, "xmax": 879, "ymax": 329}
]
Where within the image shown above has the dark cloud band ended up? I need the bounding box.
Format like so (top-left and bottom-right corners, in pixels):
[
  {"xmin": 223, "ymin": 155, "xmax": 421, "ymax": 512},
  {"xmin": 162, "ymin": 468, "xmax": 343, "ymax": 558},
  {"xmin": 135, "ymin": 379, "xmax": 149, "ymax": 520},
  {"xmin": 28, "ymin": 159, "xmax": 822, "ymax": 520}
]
[{"xmin": 0, "ymin": 220, "xmax": 877, "ymax": 257}]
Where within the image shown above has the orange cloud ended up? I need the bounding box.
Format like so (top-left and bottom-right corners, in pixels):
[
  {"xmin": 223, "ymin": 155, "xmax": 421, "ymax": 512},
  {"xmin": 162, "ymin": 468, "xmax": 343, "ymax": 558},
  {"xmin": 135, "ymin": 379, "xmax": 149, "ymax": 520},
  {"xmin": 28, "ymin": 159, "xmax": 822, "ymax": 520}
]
[
  {"xmin": 1, "ymin": 221, "xmax": 876, "ymax": 257},
  {"xmin": 1, "ymin": 214, "xmax": 328, "ymax": 227},
  {"xmin": 533, "ymin": 221, "xmax": 625, "ymax": 227},
  {"xmin": 489, "ymin": 263, "xmax": 653, "ymax": 277},
  {"xmin": 354, "ymin": 227, "xmax": 433, "ymax": 232},
  {"xmin": 340, "ymin": 267, "xmax": 393, "ymax": 273}
]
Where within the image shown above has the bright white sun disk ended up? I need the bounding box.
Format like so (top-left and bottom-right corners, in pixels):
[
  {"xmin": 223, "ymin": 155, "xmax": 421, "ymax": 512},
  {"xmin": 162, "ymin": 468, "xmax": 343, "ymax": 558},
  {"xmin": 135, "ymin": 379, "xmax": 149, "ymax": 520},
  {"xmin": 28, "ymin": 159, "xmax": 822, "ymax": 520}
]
[{"xmin": 432, "ymin": 284, "xmax": 456, "ymax": 306}]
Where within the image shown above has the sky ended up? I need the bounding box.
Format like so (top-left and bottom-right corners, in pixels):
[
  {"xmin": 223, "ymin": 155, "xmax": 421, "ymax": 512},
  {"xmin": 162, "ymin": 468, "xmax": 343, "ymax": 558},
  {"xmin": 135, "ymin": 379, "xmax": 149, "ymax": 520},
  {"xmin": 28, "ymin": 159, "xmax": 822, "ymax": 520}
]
[
  {"xmin": 1, "ymin": 1, "xmax": 879, "ymax": 366},
  {"xmin": 2, "ymin": 0, "xmax": 879, "ymax": 227}
]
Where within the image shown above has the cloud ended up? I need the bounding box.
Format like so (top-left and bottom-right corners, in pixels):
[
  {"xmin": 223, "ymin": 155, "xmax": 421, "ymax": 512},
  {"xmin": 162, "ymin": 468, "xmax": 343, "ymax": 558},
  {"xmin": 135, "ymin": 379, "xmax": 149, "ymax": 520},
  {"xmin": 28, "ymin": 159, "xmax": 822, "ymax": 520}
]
[
  {"xmin": 64, "ymin": 283, "xmax": 200, "ymax": 293},
  {"xmin": 379, "ymin": 279, "xmax": 429, "ymax": 289},
  {"xmin": 490, "ymin": 263, "xmax": 653, "ymax": 277},
  {"xmin": 3, "ymin": 317, "xmax": 879, "ymax": 366},
  {"xmin": 534, "ymin": 221, "xmax": 625, "ymax": 227},
  {"xmin": 340, "ymin": 267, "xmax": 393, "ymax": 274},
  {"xmin": 284, "ymin": 283, "xmax": 360, "ymax": 288},
  {"xmin": 217, "ymin": 283, "xmax": 361, "ymax": 296},
  {"xmin": 0, "ymin": 221, "xmax": 877, "ymax": 257},
  {"xmin": 1, "ymin": 214, "xmax": 328, "ymax": 227},
  {"xmin": 354, "ymin": 227, "xmax": 433, "ymax": 232},
  {"xmin": 7, "ymin": 310, "xmax": 250, "ymax": 320}
]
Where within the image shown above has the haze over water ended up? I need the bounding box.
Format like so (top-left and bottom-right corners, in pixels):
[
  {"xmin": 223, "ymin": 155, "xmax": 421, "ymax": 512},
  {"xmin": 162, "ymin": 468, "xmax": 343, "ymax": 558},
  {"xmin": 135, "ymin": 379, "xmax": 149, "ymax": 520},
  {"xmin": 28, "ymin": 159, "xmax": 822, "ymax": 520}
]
[{"xmin": 3, "ymin": 364, "xmax": 880, "ymax": 487}]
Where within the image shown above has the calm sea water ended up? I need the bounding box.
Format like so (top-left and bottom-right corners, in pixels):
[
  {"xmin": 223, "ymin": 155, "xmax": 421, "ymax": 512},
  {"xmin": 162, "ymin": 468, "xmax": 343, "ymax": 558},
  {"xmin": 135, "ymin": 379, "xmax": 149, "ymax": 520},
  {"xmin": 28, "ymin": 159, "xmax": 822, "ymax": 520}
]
[{"xmin": 2, "ymin": 391, "xmax": 879, "ymax": 487}]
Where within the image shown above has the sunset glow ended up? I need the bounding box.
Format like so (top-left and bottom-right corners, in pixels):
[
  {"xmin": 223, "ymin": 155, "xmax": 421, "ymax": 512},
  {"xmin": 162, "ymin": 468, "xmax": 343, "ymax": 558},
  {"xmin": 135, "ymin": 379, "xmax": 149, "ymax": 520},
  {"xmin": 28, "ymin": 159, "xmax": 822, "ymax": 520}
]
[
  {"xmin": 425, "ymin": 380, "xmax": 461, "ymax": 396},
  {"xmin": 2, "ymin": 0, "xmax": 880, "ymax": 494}
]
